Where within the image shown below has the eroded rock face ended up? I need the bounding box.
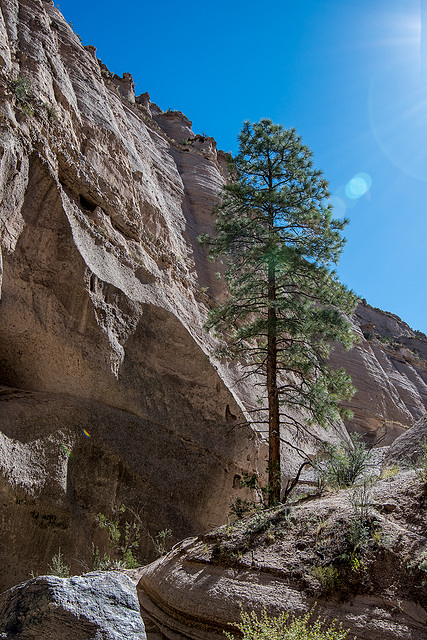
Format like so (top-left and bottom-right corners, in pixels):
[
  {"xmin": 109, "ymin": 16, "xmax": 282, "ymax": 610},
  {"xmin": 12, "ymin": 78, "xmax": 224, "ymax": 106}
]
[
  {"xmin": 0, "ymin": 385, "xmax": 261, "ymax": 587},
  {"xmin": 0, "ymin": 571, "xmax": 145, "ymax": 639},
  {"xmin": 0, "ymin": 0, "xmax": 426, "ymax": 593},
  {"xmin": 337, "ymin": 303, "xmax": 427, "ymax": 445},
  {"xmin": 0, "ymin": 0, "xmax": 266, "ymax": 590},
  {"xmin": 138, "ymin": 473, "xmax": 427, "ymax": 640}
]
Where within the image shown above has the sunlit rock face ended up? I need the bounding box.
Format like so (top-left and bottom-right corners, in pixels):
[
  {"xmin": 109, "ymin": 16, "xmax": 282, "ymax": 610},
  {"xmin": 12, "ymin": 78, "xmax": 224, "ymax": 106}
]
[
  {"xmin": 0, "ymin": 571, "xmax": 146, "ymax": 639},
  {"xmin": 0, "ymin": 0, "xmax": 264, "ymax": 590},
  {"xmin": 384, "ymin": 414, "xmax": 427, "ymax": 466},
  {"xmin": 336, "ymin": 302, "xmax": 427, "ymax": 445},
  {"xmin": 137, "ymin": 468, "xmax": 427, "ymax": 640},
  {"xmin": 0, "ymin": 0, "xmax": 426, "ymax": 592}
]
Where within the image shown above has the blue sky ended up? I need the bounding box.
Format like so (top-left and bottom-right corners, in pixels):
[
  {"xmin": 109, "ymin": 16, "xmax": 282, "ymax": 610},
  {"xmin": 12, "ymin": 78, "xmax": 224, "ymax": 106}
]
[{"xmin": 57, "ymin": 0, "xmax": 426, "ymax": 334}]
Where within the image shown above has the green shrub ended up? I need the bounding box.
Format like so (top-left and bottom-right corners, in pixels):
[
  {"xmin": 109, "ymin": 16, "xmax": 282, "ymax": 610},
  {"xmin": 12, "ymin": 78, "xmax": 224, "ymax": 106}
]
[
  {"xmin": 91, "ymin": 543, "xmax": 116, "ymax": 570},
  {"xmin": 315, "ymin": 433, "xmax": 372, "ymax": 488},
  {"xmin": 225, "ymin": 607, "xmax": 353, "ymax": 640},
  {"xmin": 240, "ymin": 471, "xmax": 272, "ymax": 508},
  {"xmin": 11, "ymin": 76, "xmax": 35, "ymax": 116},
  {"xmin": 154, "ymin": 528, "xmax": 173, "ymax": 556},
  {"xmin": 96, "ymin": 504, "xmax": 141, "ymax": 569},
  {"xmin": 229, "ymin": 497, "xmax": 254, "ymax": 520},
  {"xmin": 377, "ymin": 334, "xmax": 397, "ymax": 348},
  {"xmin": 95, "ymin": 504, "xmax": 172, "ymax": 567},
  {"xmin": 47, "ymin": 549, "xmax": 71, "ymax": 577},
  {"xmin": 347, "ymin": 516, "xmax": 371, "ymax": 556},
  {"xmin": 310, "ymin": 565, "xmax": 341, "ymax": 593},
  {"xmin": 12, "ymin": 76, "xmax": 33, "ymax": 102}
]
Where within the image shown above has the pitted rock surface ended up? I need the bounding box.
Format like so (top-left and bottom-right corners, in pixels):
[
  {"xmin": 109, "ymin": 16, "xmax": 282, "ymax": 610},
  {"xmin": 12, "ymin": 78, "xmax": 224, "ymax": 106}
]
[
  {"xmin": 0, "ymin": 0, "xmax": 426, "ymax": 592},
  {"xmin": 0, "ymin": 571, "xmax": 145, "ymax": 639}
]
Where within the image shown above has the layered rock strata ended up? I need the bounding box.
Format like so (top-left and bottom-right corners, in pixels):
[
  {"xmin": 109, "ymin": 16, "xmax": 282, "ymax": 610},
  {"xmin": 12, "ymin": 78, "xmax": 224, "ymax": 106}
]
[
  {"xmin": 384, "ymin": 414, "xmax": 427, "ymax": 466},
  {"xmin": 336, "ymin": 303, "xmax": 427, "ymax": 445},
  {"xmin": 0, "ymin": 0, "xmax": 426, "ymax": 591},
  {"xmin": 138, "ymin": 469, "xmax": 427, "ymax": 640},
  {"xmin": 0, "ymin": 0, "xmax": 266, "ymax": 590}
]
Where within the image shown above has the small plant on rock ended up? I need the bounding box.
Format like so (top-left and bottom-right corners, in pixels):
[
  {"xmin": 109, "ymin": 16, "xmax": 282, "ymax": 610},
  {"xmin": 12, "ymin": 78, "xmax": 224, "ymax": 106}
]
[
  {"xmin": 240, "ymin": 471, "xmax": 272, "ymax": 508},
  {"xmin": 43, "ymin": 101, "xmax": 58, "ymax": 121},
  {"xmin": 96, "ymin": 504, "xmax": 142, "ymax": 569},
  {"xmin": 47, "ymin": 548, "xmax": 71, "ymax": 577},
  {"xmin": 310, "ymin": 565, "xmax": 341, "ymax": 593},
  {"xmin": 12, "ymin": 76, "xmax": 33, "ymax": 102},
  {"xmin": 11, "ymin": 76, "xmax": 35, "ymax": 116},
  {"xmin": 95, "ymin": 504, "xmax": 172, "ymax": 567},
  {"xmin": 229, "ymin": 496, "xmax": 254, "ymax": 520},
  {"xmin": 154, "ymin": 528, "xmax": 173, "ymax": 556},
  {"xmin": 350, "ymin": 478, "xmax": 373, "ymax": 522},
  {"xmin": 380, "ymin": 464, "xmax": 399, "ymax": 480}
]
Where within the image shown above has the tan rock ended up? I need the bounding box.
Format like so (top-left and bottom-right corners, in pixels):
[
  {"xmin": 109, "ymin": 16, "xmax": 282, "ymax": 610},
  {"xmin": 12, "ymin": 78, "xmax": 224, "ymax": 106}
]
[
  {"xmin": 0, "ymin": 0, "xmax": 426, "ymax": 593},
  {"xmin": 333, "ymin": 302, "xmax": 427, "ymax": 445},
  {"xmin": 138, "ymin": 473, "xmax": 427, "ymax": 640},
  {"xmin": 0, "ymin": 0, "xmax": 266, "ymax": 589}
]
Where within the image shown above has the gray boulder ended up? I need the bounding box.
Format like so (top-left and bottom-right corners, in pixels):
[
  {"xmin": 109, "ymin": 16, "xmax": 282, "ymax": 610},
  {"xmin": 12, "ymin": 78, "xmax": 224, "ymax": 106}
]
[
  {"xmin": 0, "ymin": 571, "xmax": 146, "ymax": 639},
  {"xmin": 384, "ymin": 414, "xmax": 427, "ymax": 466}
]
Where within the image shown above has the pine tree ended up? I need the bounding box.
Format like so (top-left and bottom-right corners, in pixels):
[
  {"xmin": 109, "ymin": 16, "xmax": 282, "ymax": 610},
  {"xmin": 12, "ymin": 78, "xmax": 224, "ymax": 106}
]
[{"xmin": 200, "ymin": 119, "xmax": 359, "ymax": 505}]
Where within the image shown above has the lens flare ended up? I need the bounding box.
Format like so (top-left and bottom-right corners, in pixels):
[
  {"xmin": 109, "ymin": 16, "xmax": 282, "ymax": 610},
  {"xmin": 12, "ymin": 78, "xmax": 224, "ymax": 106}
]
[
  {"xmin": 329, "ymin": 195, "xmax": 347, "ymax": 217},
  {"xmin": 82, "ymin": 428, "xmax": 91, "ymax": 438},
  {"xmin": 60, "ymin": 444, "xmax": 73, "ymax": 458},
  {"xmin": 345, "ymin": 173, "xmax": 372, "ymax": 200},
  {"xmin": 369, "ymin": 64, "xmax": 427, "ymax": 182}
]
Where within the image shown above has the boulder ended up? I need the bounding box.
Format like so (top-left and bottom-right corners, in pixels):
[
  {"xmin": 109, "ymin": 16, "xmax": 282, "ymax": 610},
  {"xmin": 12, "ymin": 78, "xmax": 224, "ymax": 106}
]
[
  {"xmin": 384, "ymin": 414, "xmax": 427, "ymax": 466},
  {"xmin": 0, "ymin": 571, "xmax": 145, "ymax": 639}
]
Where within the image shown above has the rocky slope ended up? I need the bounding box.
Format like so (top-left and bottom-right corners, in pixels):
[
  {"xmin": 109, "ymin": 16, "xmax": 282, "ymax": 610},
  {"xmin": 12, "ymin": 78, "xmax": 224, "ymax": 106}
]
[
  {"xmin": 0, "ymin": 0, "xmax": 426, "ymax": 591},
  {"xmin": 138, "ymin": 468, "xmax": 427, "ymax": 640}
]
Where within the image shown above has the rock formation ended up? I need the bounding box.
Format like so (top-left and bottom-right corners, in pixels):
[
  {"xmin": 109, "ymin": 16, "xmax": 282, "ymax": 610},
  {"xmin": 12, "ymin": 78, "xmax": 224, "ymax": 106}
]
[
  {"xmin": 138, "ymin": 469, "xmax": 427, "ymax": 640},
  {"xmin": 336, "ymin": 303, "xmax": 427, "ymax": 445},
  {"xmin": 0, "ymin": 0, "xmax": 426, "ymax": 593},
  {"xmin": 0, "ymin": 0, "xmax": 266, "ymax": 590},
  {"xmin": 0, "ymin": 570, "xmax": 146, "ymax": 638},
  {"xmin": 384, "ymin": 414, "xmax": 427, "ymax": 466}
]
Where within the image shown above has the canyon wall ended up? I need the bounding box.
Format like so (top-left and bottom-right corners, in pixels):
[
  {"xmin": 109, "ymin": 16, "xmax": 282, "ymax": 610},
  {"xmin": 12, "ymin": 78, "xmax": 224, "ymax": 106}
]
[
  {"xmin": 0, "ymin": 0, "xmax": 425, "ymax": 590},
  {"xmin": 335, "ymin": 302, "xmax": 427, "ymax": 445}
]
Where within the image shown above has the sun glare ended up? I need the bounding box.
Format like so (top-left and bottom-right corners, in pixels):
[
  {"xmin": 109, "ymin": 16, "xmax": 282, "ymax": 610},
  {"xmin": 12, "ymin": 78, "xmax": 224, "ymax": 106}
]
[
  {"xmin": 372, "ymin": 8, "xmax": 421, "ymax": 50},
  {"xmin": 366, "ymin": 2, "xmax": 427, "ymax": 182}
]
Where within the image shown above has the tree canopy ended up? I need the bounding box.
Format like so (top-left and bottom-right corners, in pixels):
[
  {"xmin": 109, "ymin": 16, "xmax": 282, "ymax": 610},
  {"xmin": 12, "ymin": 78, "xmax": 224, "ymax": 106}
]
[{"xmin": 200, "ymin": 119, "xmax": 359, "ymax": 504}]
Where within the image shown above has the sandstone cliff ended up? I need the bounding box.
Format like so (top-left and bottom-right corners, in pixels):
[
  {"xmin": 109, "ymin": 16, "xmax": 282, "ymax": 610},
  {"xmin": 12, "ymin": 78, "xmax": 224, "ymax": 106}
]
[
  {"xmin": 0, "ymin": 0, "xmax": 426, "ymax": 592},
  {"xmin": 0, "ymin": 0, "xmax": 265, "ymax": 589},
  {"xmin": 335, "ymin": 302, "xmax": 427, "ymax": 445}
]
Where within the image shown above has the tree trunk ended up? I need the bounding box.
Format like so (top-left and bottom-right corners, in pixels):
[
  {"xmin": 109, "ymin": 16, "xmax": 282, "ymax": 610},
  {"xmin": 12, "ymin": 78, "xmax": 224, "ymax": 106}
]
[{"xmin": 267, "ymin": 261, "xmax": 280, "ymax": 505}]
